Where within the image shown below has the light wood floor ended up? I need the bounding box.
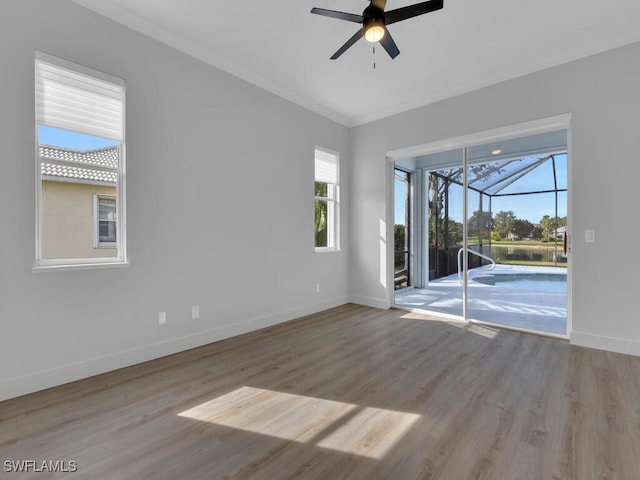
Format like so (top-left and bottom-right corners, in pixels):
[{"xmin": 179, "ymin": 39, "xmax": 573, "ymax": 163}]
[{"xmin": 1, "ymin": 304, "xmax": 639, "ymax": 479}]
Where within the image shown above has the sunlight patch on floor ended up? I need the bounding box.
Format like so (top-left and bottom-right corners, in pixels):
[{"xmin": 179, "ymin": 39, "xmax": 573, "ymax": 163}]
[
  {"xmin": 398, "ymin": 311, "xmax": 498, "ymax": 338},
  {"xmin": 178, "ymin": 386, "xmax": 421, "ymax": 459},
  {"xmin": 462, "ymin": 323, "xmax": 500, "ymax": 338}
]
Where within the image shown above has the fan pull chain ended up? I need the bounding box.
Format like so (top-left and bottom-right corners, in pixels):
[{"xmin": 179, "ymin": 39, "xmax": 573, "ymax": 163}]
[{"xmin": 373, "ymin": 46, "xmax": 376, "ymax": 69}]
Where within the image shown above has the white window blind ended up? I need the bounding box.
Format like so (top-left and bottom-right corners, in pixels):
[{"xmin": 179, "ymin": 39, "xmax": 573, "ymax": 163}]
[
  {"xmin": 35, "ymin": 53, "xmax": 124, "ymax": 141},
  {"xmin": 315, "ymin": 147, "xmax": 338, "ymax": 184}
]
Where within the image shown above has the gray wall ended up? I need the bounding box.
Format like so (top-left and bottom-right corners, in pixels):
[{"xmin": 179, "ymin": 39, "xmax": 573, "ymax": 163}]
[
  {"xmin": 349, "ymin": 41, "xmax": 640, "ymax": 355},
  {"xmin": 0, "ymin": 0, "xmax": 350, "ymax": 401}
]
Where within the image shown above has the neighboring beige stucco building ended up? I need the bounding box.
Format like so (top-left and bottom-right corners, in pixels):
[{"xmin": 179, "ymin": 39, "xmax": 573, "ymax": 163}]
[{"xmin": 40, "ymin": 145, "xmax": 118, "ymax": 260}]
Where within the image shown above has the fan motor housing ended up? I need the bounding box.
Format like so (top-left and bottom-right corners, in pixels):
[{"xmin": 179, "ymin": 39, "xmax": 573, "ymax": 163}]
[{"xmin": 363, "ymin": 4, "xmax": 385, "ymax": 24}]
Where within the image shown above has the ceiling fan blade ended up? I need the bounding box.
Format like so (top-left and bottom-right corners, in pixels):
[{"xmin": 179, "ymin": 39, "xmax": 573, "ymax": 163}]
[
  {"xmin": 330, "ymin": 28, "xmax": 365, "ymax": 60},
  {"xmin": 379, "ymin": 28, "xmax": 400, "ymax": 59},
  {"xmin": 385, "ymin": 0, "xmax": 443, "ymax": 25},
  {"xmin": 371, "ymin": 0, "xmax": 387, "ymax": 10},
  {"xmin": 311, "ymin": 8, "xmax": 364, "ymax": 24}
]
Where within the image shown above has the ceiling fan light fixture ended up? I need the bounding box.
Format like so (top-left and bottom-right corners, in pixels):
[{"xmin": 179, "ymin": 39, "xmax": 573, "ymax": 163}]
[
  {"xmin": 364, "ymin": 22, "xmax": 385, "ymax": 42},
  {"xmin": 311, "ymin": 0, "xmax": 444, "ymax": 59}
]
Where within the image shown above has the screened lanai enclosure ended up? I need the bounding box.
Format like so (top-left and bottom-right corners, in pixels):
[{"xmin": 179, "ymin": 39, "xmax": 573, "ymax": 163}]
[
  {"xmin": 394, "ymin": 130, "xmax": 568, "ymax": 336},
  {"xmin": 427, "ymin": 153, "xmax": 567, "ymax": 279}
]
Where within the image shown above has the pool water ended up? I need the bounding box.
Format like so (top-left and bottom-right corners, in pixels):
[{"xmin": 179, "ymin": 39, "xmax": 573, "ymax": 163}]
[{"xmin": 473, "ymin": 273, "xmax": 567, "ymax": 294}]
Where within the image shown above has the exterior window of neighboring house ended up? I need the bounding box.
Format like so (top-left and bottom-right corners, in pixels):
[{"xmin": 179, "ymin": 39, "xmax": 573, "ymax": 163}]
[
  {"xmin": 95, "ymin": 195, "xmax": 117, "ymax": 246},
  {"xmin": 34, "ymin": 52, "xmax": 126, "ymax": 269},
  {"xmin": 314, "ymin": 146, "xmax": 339, "ymax": 251}
]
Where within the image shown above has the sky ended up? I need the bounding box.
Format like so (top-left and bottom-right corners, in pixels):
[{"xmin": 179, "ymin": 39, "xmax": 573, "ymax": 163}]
[
  {"xmin": 394, "ymin": 154, "xmax": 568, "ymax": 225},
  {"xmin": 38, "ymin": 125, "xmax": 117, "ymax": 150}
]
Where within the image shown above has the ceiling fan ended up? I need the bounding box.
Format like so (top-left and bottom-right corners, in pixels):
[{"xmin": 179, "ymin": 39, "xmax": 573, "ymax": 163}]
[{"xmin": 311, "ymin": 0, "xmax": 443, "ymax": 60}]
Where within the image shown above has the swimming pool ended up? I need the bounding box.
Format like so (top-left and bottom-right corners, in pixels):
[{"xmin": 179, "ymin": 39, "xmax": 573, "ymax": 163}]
[{"xmin": 473, "ymin": 273, "xmax": 567, "ymax": 294}]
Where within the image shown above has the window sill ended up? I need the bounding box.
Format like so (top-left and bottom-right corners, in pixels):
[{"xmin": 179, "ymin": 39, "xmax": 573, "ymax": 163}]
[
  {"xmin": 32, "ymin": 260, "xmax": 129, "ymax": 273},
  {"xmin": 315, "ymin": 248, "xmax": 340, "ymax": 254}
]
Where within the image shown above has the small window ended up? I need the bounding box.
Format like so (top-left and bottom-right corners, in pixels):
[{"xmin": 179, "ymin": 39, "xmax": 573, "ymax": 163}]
[
  {"xmin": 314, "ymin": 147, "xmax": 339, "ymax": 251},
  {"xmin": 35, "ymin": 52, "xmax": 126, "ymax": 269},
  {"xmin": 95, "ymin": 195, "xmax": 117, "ymax": 246}
]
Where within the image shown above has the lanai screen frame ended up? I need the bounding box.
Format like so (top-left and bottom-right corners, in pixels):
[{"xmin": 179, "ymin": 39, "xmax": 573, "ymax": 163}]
[{"xmin": 426, "ymin": 152, "xmax": 567, "ymax": 280}]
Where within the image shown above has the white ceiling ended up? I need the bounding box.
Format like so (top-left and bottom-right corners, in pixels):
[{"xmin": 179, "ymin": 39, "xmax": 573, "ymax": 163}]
[{"xmin": 71, "ymin": 0, "xmax": 640, "ymax": 127}]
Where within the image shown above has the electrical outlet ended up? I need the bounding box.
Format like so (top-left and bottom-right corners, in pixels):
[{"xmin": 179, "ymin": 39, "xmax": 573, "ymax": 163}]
[
  {"xmin": 192, "ymin": 305, "xmax": 200, "ymax": 319},
  {"xmin": 158, "ymin": 311, "xmax": 167, "ymax": 326},
  {"xmin": 585, "ymin": 229, "xmax": 595, "ymax": 243}
]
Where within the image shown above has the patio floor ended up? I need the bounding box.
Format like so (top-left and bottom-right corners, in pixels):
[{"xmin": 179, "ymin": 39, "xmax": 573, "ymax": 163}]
[{"xmin": 394, "ymin": 264, "xmax": 567, "ymax": 335}]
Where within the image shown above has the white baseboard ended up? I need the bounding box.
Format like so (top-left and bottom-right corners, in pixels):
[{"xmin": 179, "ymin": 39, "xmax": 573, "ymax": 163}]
[
  {"xmin": 0, "ymin": 296, "xmax": 348, "ymax": 402},
  {"xmin": 348, "ymin": 295, "xmax": 391, "ymax": 310},
  {"xmin": 570, "ymin": 330, "xmax": 640, "ymax": 357}
]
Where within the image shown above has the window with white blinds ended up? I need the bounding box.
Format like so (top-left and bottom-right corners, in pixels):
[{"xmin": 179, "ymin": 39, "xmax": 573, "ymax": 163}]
[
  {"xmin": 35, "ymin": 58, "xmax": 124, "ymax": 141},
  {"xmin": 34, "ymin": 52, "xmax": 126, "ymax": 270},
  {"xmin": 314, "ymin": 147, "xmax": 339, "ymax": 251}
]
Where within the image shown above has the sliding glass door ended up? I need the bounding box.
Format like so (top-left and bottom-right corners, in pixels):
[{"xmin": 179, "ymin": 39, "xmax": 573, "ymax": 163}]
[
  {"xmin": 394, "ymin": 129, "xmax": 568, "ymax": 336},
  {"xmin": 394, "ymin": 149, "xmax": 464, "ymax": 318},
  {"xmin": 465, "ymin": 137, "xmax": 568, "ymax": 334}
]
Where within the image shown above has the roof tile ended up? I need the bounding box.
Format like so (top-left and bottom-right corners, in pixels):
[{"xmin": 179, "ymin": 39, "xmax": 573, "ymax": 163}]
[{"xmin": 39, "ymin": 145, "xmax": 118, "ymax": 183}]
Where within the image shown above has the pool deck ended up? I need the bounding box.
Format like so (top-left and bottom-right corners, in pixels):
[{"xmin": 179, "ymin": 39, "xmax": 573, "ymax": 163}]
[{"xmin": 394, "ymin": 264, "xmax": 567, "ymax": 335}]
